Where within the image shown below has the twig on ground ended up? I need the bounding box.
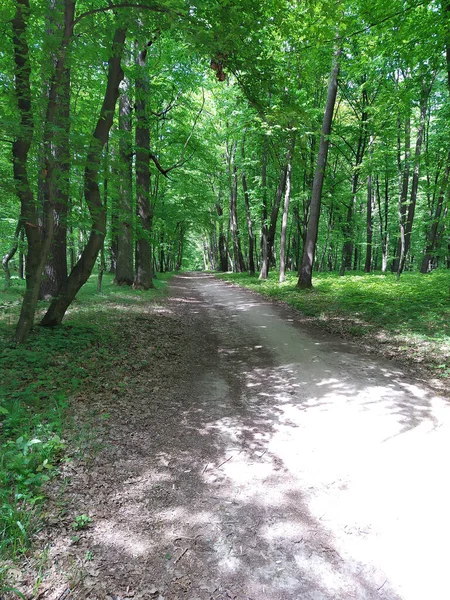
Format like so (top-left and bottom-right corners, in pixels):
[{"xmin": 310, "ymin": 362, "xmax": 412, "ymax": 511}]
[
  {"xmin": 216, "ymin": 455, "xmax": 234, "ymax": 469},
  {"xmin": 174, "ymin": 547, "xmax": 189, "ymax": 564}
]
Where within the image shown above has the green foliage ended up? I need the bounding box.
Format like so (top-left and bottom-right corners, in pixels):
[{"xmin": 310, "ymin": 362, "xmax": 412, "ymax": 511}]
[
  {"xmin": 0, "ymin": 273, "xmax": 169, "ymax": 587},
  {"xmin": 72, "ymin": 514, "xmax": 92, "ymax": 531}
]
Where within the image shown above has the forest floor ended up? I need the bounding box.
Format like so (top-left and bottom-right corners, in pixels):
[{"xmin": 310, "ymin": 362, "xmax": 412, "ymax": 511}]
[{"xmin": 4, "ymin": 273, "xmax": 450, "ymax": 600}]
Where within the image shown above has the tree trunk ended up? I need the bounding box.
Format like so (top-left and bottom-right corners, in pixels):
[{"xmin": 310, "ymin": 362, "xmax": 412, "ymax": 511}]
[
  {"xmin": 41, "ymin": 24, "xmax": 127, "ymax": 326},
  {"xmin": 19, "ymin": 228, "xmax": 25, "ymax": 279},
  {"xmin": 40, "ymin": 62, "xmax": 71, "ymax": 299},
  {"xmin": 259, "ymin": 138, "xmax": 269, "ymax": 279},
  {"xmin": 134, "ymin": 42, "xmax": 154, "ymax": 289},
  {"xmin": 364, "ymin": 135, "xmax": 374, "ymax": 272},
  {"xmin": 420, "ymin": 153, "xmax": 450, "ymax": 272},
  {"xmin": 175, "ymin": 223, "xmax": 185, "ymax": 271},
  {"xmin": 241, "ymin": 140, "xmax": 255, "ymax": 275},
  {"xmin": 13, "ymin": 0, "xmax": 54, "ymax": 343},
  {"xmin": 340, "ymin": 89, "xmax": 368, "ymax": 276},
  {"xmin": 227, "ymin": 140, "xmax": 246, "ymax": 272},
  {"xmin": 298, "ymin": 44, "xmax": 341, "ymax": 289},
  {"xmin": 279, "ymin": 135, "xmax": 296, "ymax": 282},
  {"xmin": 2, "ymin": 219, "xmax": 24, "ymax": 289},
  {"xmin": 397, "ymin": 78, "xmax": 435, "ymax": 277},
  {"xmin": 392, "ymin": 113, "xmax": 411, "ymax": 273},
  {"xmin": 376, "ymin": 173, "xmax": 389, "ymax": 273},
  {"xmin": 115, "ymin": 78, "xmax": 134, "ymax": 285},
  {"xmin": 260, "ymin": 151, "xmax": 289, "ymax": 279},
  {"xmin": 216, "ymin": 201, "xmax": 228, "ymax": 271}
]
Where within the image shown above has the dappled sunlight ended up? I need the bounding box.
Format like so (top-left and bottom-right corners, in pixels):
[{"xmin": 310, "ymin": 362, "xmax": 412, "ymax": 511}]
[
  {"xmin": 169, "ymin": 296, "xmax": 202, "ymax": 304},
  {"xmin": 38, "ymin": 274, "xmax": 450, "ymax": 600},
  {"xmin": 94, "ymin": 521, "xmax": 155, "ymax": 558}
]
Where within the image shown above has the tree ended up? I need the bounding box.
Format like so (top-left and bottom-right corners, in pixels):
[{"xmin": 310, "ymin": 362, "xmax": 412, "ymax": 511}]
[{"xmin": 298, "ymin": 44, "xmax": 342, "ymax": 289}]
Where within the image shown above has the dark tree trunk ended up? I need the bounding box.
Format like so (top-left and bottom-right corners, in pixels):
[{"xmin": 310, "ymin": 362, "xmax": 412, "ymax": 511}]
[
  {"xmin": 19, "ymin": 228, "xmax": 25, "ymax": 279},
  {"xmin": 40, "ymin": 0, "xmax": 75, "ymax": 299},
  {"xmin": 134, "ymin": 42, "xmax": 154, "ymax": 289},
  {"xmin": 241, "ymin": 140, "xmax": 255, "ymax": 275},
  {"xmin": 397, "ymin": 78, "xmax": 435, "ymax": 277},
  {"xmin": 175, "ymin": 223, "xmax": 185, "ymax": 271},
  {"xmin": 41, "ymin": 25, "xmax": 127, "ymax": 326},
  {"xmin": 340, "ymin": 91, "xmax": 368, "ymax": 276},
  {"xmin": 420, "ymin": 153, "xmax": 450, "ymax": 272},
  {"xmin": 216, "ymin": 201, "xmax": 228, "ymax": 271},
  {"xmin": 13, "ymin": 0, "xmax": 55, "ymax": 342},
  {"xmin": 109, "ymin": 191, "xmax": 118, "ymax": 274},
  {"xmin": 115, "ymin": 79, "xmax": 134, "ymax": 285},
  {"xmin": 376, "ymin": 173, "xmax": 389, "ymax": 273},
  {"xmin": 298, "ymin": 45, "xmax": 341, "ymax": 289},
  {"xmin": 259, "ymin": 150, "xmax": 289, "ymax": 279}
]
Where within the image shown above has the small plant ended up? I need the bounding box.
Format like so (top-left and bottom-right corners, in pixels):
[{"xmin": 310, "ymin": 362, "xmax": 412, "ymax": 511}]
[{"xmin": 72, "ymin": 514, "xmax": 92, "ymax": 531}]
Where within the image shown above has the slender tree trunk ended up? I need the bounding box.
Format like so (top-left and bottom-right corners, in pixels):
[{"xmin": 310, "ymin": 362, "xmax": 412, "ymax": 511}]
[
  {"xmin": 2, "ymin": 219, "xmax": 24, "ymax": 289},
  {"xmin": 241, "ymin": 140, "xmax": 255, "ymax": 275},
  {"xmin": 227, "ymin": 140, "xmax": 245, "ymax": 272},
  {"xmin": 134, "ymin": 42, "xmax": 154, "ymax": 289},
  {"xmin": 364, "ymin": 135, "xmax": 374, "ymax": 272},
  {"xmin": 420, "ymin": 153, "xmax": 450, "ymax": 272},
  {"xmin": 260, "ymin": 150, "xmax": 289, "ymax": 279},
  {"xmin": 340, "ymin": 90, "xmax": 368, "ymax": 275},
  {"xmin": 298, "ymin": 44, "xmax": 341, "ymax": 289},
  {"xmin": 109, "ymin": 192, "xmax": 118, "ymax": 274},
  {"xmin": 97, "ymin": 245, "xmax": 106, "ymax": 293},
  {"xmin": 175, "ymin": 223, "xmax": 185, "ymax": 271},
  {"xmin": 41, "ymin": 24, "xmax": 127, "ymax": 326},
  {"xmin": 98, "ymin": 147, "xmax": 109, "ymax": 293},
  {"xmin": 376, "ymin": 174, "xmax": 389, "ymax": 272},
  {"xmin": 19, "ymin": 228, "xmax": 25, "ymax": 279},
  {"xmin": 259, "ymin": 138, "xmax": 269, "ymax": 278},
  {"xmin": 392, "ymin": 113, "xmax": 411, "ymax": 273},
  {"xmin": 115, "ymin": 77, "xmax": 134, "ymax": 285},
  {"xmin": 279, "ymin": 135, "xmax": 296, "ymax": 282},
  {"xmin": 398, "ymin": 78, "xmax": 435, "ymax": 276},
  {"xmin": 216, "ymin": 200, "xmax": 228, "ymax": 271}
]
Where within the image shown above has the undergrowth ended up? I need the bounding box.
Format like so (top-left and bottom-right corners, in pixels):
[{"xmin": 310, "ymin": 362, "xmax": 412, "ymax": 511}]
[
  {"xmin": 0, "ymin": 272, "xmax": 170, "ymax": 592},
  {"xmin": 217, "ymin": 270, "xmax": 450, "ymax": 381}
]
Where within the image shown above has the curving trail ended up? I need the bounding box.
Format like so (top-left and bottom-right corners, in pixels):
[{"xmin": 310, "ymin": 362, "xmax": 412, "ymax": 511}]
[{"xmin": 37, "ymin": 273, "xmax": 450, "ymax": 600}]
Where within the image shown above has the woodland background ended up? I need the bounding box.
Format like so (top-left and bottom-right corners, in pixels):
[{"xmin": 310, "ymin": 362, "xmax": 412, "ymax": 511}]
[{"xmin": 1, "ymin": 0, "xmax": 450, "ymax": 344}]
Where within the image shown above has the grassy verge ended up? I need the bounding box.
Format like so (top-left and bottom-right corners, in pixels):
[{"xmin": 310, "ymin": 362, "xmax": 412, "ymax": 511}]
[
  {"xmin": 0, "ymin": 273, "xmax": 170, "ymax": 593},
  {"xmin": 216, "ymin": 270, "xmax": 450, "ymax": 385}
]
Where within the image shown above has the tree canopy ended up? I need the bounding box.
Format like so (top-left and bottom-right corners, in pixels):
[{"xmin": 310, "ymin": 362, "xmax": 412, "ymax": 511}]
[{"xmin": 1, "ymin": 0, "xmax": 449, "ymax": 341}]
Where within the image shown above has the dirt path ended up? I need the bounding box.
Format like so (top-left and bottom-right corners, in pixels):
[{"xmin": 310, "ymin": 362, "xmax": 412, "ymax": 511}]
[{"xmin": 28, "ymin": 274, "xmax": 450, "ymax": 600}]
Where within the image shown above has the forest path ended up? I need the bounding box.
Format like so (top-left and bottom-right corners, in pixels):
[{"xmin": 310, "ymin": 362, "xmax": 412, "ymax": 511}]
[{"xmin": 40, "ymin": 273, "xmax": 450, "ymax": 600}]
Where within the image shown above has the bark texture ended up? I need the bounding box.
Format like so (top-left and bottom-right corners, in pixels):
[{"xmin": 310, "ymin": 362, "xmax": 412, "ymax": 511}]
[
  {"xmin": 298, "ymin": 45, "xmax": 341, "ymax": 289},
  {"xmin": 115, "ymin": 80, "xmax": 134, "ymax": 285},
  {"xmin": 134, "ymin": 42, "xmax": 154, "ymax": 290},
  {"xmin": 41, "ymin": 25, "xmax": 127, "ymax": 326}
]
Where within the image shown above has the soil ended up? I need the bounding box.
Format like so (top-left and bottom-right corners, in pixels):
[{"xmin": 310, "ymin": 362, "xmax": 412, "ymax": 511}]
[{"xmin": 10, "ymin": 273, "xmax": 450, "ymax": 600}]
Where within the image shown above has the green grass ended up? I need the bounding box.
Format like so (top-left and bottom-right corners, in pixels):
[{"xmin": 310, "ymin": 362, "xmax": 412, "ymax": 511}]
[
  {"xmin": 217, "ymin": 270, "xmax": 450, "ymax": 379},
  {"xmin": 0, "ymin": 272, "xmax": 170, "ymax": 589}
]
